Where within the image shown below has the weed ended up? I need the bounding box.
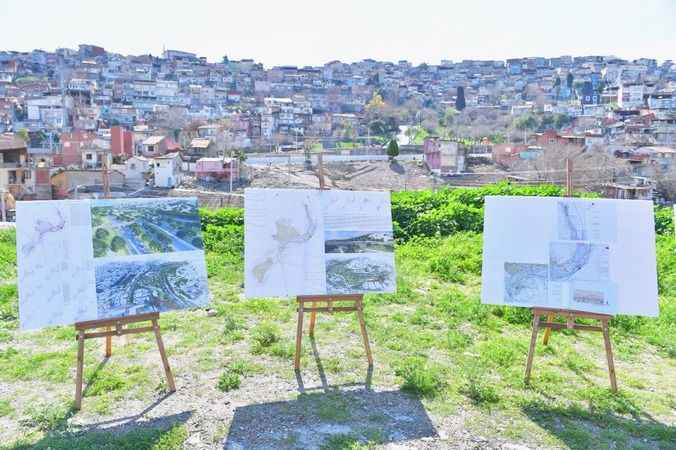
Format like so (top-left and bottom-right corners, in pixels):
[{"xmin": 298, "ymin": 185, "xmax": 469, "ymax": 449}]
[
  {"xmin": 217, "ymin": 371, "xmax": 241, "ymax": 392},
  {"xmin": 395, "ymin": 357, "xmax": 444, "ymax": 398},
  {"xmin": 251, "ymin": 322, "xmax": 280, "ymax": 348},
  {"xmin": 0, "ymin": 398, "xmax": 13, "ymax": 417}
]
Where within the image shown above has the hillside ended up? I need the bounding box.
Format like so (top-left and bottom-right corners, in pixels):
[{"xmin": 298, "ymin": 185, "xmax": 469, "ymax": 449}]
[{"xmin": 0, "ymin": 184, "xmax": 674, "ymax": 450}]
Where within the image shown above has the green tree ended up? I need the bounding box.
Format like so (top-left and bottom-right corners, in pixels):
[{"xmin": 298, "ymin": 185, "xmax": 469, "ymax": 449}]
[
  {"xmin": 110, "ymin": 236, "xmax": 126, "ymax": 252},
  {"xmin": 455, "ymin": 87, "xmax": 466, "ymax": 111},
  {"xmin": 387, "ymin": 139, "xmax": 400, "ymax": 161},
  {"xmin": 566, "ymin": 72, "xmax": 574, "ymax": 89}
]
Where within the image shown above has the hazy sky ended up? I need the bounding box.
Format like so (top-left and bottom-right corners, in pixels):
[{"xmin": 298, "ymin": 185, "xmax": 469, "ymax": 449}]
[{"xmin": 1, "ymin": 0, "xmax": 674, "ymax": 66}]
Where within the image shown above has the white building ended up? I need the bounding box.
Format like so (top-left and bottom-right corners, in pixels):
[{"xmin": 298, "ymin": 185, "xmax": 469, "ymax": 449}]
[
  {"xmin": 124, "ymin": 155, "xmax": 152, "ymax": 187},
  {"xmin": 153, "ymin": 152, "xmax": 182, "ymax": 188}
]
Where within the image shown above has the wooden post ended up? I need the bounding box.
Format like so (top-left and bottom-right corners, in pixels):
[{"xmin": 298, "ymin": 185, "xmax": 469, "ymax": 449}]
[
  {"xmin": 543, "ymin": 158, "xmax": 574, "ymax": 346},
  {"xmin": 105, "ymin": 328, "xmax": 112, "ymax": 357},
  {"xmin": 309, "ymin": 301, "xmax": 317, "ymax": 337},
  {"xmin": 73, "ymin": 312, "xmax": 175, "ymax": 409},
  {"xmin": 524, "ymin": 312, "xmax": 540, "ymax": 385},
  {"xmin": 152, "ymin": 317, "xmax": 176, "ymax": 391},
  {"xmin": 355, "ymin": 296, "xmax": 373, "ymax": 366},
  {"xmin": 294, "ymin": 300, "xmax": 305, "ymax": 370},
  {"xmin": 75, "ymin": 330, "xmax": 85, "ymax": 410},
  {"xmin": 601, "ymin": 317, "xmax": 618, "ymax": 392}
]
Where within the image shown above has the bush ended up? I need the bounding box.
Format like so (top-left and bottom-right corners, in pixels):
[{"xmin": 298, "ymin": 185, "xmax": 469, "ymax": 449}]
[
  {"xmin": 251, "ymin": 322, "xmax": 280, "ymax": 348},
  {"xmin": 655, "ymin": 206, "xmax": 674, "ymax": 236},
  {"xmin": 408, "ymin": 202, "xmax": 483, "ymax": 238},
  {"xmin": 395, "ymin": 357, "xmax": 444, "ymax": 397},
  {"xmin": 217, "ymin": 370, "xmax": 240, "ymax": 392},
  {"xmin": 199, "ymin": 208, "xmax": 244, "ymax": 229}
]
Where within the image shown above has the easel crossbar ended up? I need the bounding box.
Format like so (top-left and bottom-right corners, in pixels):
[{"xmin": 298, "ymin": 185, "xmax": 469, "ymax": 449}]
[
  {"xmin": 81, "ymin": 325, "xmax": 156, "ymax": 339},
  {"xmin": 75, "ymin": 312, "xmax": 160, "ymax": 330},
  {"xmin": 539, "ymin": 322, "xmax": 603, "ymax": 332}
]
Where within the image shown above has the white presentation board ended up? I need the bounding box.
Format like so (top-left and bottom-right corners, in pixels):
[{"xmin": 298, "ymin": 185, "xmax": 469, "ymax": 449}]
[
  {"xmin": 17, "ymin": 198, "xmax": 210, "ymax": 330},
  {"xmin": 244, "ymin": 188, "xmax": 396, "ymax": 298},
  {"xmin": 481, "ymin": 196, "xmax": 658, "ymax": 317}
]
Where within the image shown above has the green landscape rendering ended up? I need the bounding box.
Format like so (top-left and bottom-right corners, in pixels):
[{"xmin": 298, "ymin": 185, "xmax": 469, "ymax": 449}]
[{"xmin": 90, "ymin": 198, "xmax": 204, "ymax": 258}]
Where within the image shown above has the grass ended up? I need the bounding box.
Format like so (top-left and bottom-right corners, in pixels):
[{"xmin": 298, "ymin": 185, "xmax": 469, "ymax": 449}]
[{"xmin": 0, "ymin": 191, "xmax": 674, "ymax": 448}]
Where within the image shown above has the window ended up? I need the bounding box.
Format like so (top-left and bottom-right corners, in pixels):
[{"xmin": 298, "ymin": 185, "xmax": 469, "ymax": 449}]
[
  {"xmin": 86, "ymin": 154, "xmax": 92, "ymax": 160},
  {"xmin": 130, "ymin": 163, "xmax": 136, "ymax": 170}
]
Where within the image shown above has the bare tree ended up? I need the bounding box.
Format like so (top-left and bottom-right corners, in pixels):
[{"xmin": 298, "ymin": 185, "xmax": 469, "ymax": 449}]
[
  {"xmin": 510, "ymin": 144, "xmax": 630, "ymax": 191},
  {"xmin": 653, "ymin": 164, "xmax": 676, "ymax": 201}
]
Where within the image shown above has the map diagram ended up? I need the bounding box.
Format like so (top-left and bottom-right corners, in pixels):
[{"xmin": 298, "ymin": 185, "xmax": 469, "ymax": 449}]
[
  {"xmin": 244, "ymin": 189, "xmax": 396, "ymax": 298},
  {"xmin": 17, "ymin": 201, "xmax": 97, "ymax": 330},
  {"xmin": 549, "ymin": 241, "xmax": 610, "ymax": 282},
  {"xmin": 504, "ymin": 263, "xmax": 549, "ymax": 305},
  {"xmin": 245, "ymin": 189, "xmax": 325, "ymax": 297},
  {"xmin": 557, "ymin": 200, "xmax": 616, "ymax": 242}
]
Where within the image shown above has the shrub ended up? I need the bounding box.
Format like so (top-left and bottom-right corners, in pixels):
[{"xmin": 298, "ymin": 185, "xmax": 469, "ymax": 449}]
[
  {"xmin": 654, "ymin": 206, "xmax": 674, "ymax": 236},
  {"xmin": 251, "ymin": 322, "xmax": 280, "ymax": 348},
  {"xmin": 408, "ymin": 202, "xmax": 483, "ymax": 238},
  {"xmin": 395, "ymin": 357, "xmax": 444, "ymax": 397},
  {"xmin": 217, "ymin": 370, "xmax": 240, "ymax": 392},
  {"xmin": 199, "ymin": 208, "xmax": 244, "ymax": 229}
]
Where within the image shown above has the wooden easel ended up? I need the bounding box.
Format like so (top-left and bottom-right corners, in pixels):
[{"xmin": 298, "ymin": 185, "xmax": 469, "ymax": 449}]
[
  {"xmin": 73, "ymin": 171, "xmax": 175, "ymax": 410},
  {"xmin": 74, "ymin": 312, "xmax": 176, "ymax": 409},
  {"xmin": 293, "ymin": 152, "xmax": 374, "ymax": 370},
  {"xmin": 525, "ymin": 308, "xmax": 617, "ymax": 391},
  {"xmin": 523, "ymin": 159, "xmax": 618, "ymax": 392},
  {"xmin": 295, "ymin": 294, "xmax": 373, "ymax": 370}
]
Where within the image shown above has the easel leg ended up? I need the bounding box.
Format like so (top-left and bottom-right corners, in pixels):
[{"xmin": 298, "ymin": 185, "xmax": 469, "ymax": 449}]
[
  {"xmin": 524, "ymin": 313, "xmax": 541, "ymax": 385},
  {"xmin": 309, "ymin": 301, "xmax": 317, "ymax": 337},
  {"xmin": 601, "ymin": 318, "xmax": 618, "ymax": 392},
  {"xmin": 75, "ymin": 330, "xmax": 85, "ymax": 410},
  {"xmin": 542, "ymin": 314, "xmax": 554, "ymax": 345},
  {"xmin": 105, "ymin": 327, "xmax": 112, "ymax": 357},
  {"xmin": 294, "ymin": 300, "xmax": 304, "ymax": 370},
  {"xmin": 356, "ymin": 298, "xmax": 373, "ymax": 366},
  {"xmin": 152, "ymin": 319, "xmax": 176, "ymax": 392}
]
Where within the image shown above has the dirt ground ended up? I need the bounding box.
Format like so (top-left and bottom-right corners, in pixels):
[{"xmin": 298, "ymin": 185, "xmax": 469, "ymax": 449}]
[{"xmin": 247, "ymin": 160, "xmax": 438, "ymax": 191}]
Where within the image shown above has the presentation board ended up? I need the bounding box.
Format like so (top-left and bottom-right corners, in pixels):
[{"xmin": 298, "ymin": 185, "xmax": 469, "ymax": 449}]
[
  {"xmin": 17, "ymin": 198, "xmax": 209, "ymax": 330},
  {"xmin": 244, "ymin": 188, "xmax": 396, "ymax": 298},
  {"xmin": 481, "ymin": 196, "xmax": 658, "ymax": 317}
]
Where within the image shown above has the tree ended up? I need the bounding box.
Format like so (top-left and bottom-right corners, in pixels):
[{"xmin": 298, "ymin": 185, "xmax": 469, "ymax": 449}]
[
  {"xmin": 387, "ymin": 139, "xmax": 400, "ymax": 161},
  {"xmin": 511, "ymin": 144, "xmax": 629, "ymax": 190},
  {"xmin": 455, "ymin": 87, "xmax": 466, "ymax": 111},
  {"xmin": 566, "ymin": 72, "xmax": 574, "ymax": 89}
]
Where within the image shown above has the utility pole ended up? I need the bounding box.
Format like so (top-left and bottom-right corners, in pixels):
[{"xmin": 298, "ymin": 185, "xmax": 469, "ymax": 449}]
[{"xmin": 102, "ymin": 154, "xmax": 110, "ymax": 199}]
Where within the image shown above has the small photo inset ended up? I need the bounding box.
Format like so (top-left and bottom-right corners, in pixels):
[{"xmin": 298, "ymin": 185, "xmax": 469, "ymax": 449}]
[{"xmin": 324, "ymin": 230, "xmax": 393, "ymax": 254}]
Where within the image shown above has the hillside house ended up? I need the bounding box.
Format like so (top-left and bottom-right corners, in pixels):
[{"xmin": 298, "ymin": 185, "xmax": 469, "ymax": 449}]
[
  {"xmin": 0, "ymin": 133, "xmax": 31, "ymax": 198},
  {"xmin": 423, "ymin": 138, "xmax": 465, "ymax": 175},
  {"xmin": 124, "ymin": 155, "xmax": 152, "ymax": 187},
  {"xmin": 141, "ymin": 135, "xmax": 179, "ymax": 157},
  {"xmin": 195, "ymin": 157, "xmax": 239, "ymax": 181},
  {"xmin": 153, "ymin": 152, "xmax": 182, "ymax": 188}
]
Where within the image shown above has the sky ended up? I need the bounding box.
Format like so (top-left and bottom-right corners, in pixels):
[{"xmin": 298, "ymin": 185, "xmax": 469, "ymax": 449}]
[{"xmin": 1, "ymin": 0, "xmax": 675, "ymax": 67}]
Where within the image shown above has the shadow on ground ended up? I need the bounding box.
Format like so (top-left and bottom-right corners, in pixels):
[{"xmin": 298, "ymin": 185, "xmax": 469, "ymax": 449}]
[
  {"xmin": 7, "ymin": 393, "xmax": 192, "ymax": 450},
  {"xmin": 522, "ymin": 400, "xmax": 676, "ymax": 449},
  {"xmin": 225, "ymin": 337, "xmax": 438, "ymax": 449}
]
